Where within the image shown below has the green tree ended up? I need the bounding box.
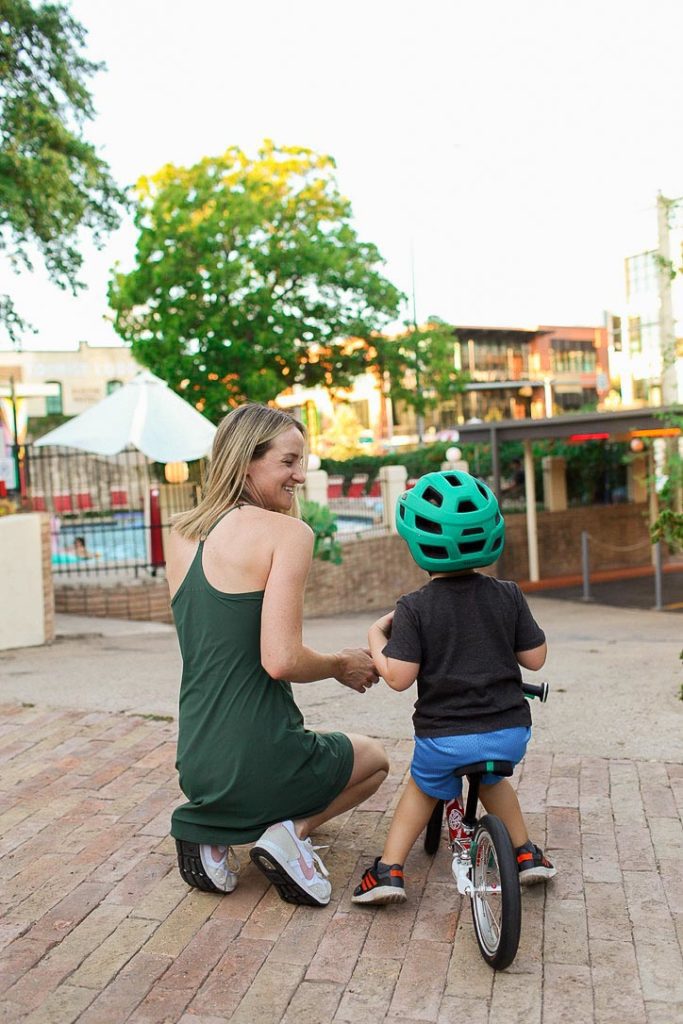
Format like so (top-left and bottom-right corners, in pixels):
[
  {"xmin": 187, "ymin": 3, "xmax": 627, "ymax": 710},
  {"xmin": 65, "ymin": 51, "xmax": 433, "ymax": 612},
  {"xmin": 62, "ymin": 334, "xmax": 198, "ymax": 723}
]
[
  {"xmin": 109, "ymin": 141, "xmax": 404, "ymax": 421},
  {"xmin": 650, "ymin": 407, "xmax": 683, "ymax": 552},
  {"xmin": 0, "ymin": 0, "xmax": 127, "ymax": 342},
  {"xmin": 365, "ymin": 321, "xmax": 468, "ymax": 441}
]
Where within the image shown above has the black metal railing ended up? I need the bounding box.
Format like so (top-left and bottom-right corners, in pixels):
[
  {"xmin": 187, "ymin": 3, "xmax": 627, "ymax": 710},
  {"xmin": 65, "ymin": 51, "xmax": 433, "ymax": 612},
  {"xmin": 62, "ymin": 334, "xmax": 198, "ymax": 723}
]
[{"xmin": 24, "ymin": 445, "xmax": 200, "ymax": 578}]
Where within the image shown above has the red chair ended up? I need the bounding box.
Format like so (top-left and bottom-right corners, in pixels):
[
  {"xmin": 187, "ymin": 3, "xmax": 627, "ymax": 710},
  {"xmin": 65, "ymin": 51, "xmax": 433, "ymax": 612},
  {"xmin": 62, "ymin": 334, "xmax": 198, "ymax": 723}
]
[
  {"xmin": 76, "ymin": 492, "xmax": 94, "ymax": 511},
  {"xmin": 54, "ymin": 494, "xmax": 73, "ymax": 513},
  {"xmin": 327, "ymin": 475, "xmax": 343, "ymax": 499},
  {"xmin": 368, "ymin": 479, "xmax": 381, "ymax": 498},
  {"xmin": 347, "ymin": 474, "xmax": 368, "ymax": 498},
  {"xmin": 32, "ymin": 494, "xmax": 47, "ymax": 511},
  {"xmin": 406, "ymin": 478, "xmax": 417, "ymax": 490},
  {"xmin": 110, "ymin": 487, "xmax": 129, "ymax": 508}
]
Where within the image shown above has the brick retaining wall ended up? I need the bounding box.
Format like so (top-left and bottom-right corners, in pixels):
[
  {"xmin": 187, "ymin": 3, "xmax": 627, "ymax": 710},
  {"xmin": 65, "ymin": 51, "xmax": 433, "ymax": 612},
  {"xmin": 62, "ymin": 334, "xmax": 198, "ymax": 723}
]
[
  {"xmin": 55, "ymin": 578, "xmax": 174, "ymax": 623},
  {"xmin": 54, "ymin": 502, "xmax": 653, "ymax": 623},
  {"xmin": 501, "ymin": 502, "xmax": 651, "ymax": 580}
]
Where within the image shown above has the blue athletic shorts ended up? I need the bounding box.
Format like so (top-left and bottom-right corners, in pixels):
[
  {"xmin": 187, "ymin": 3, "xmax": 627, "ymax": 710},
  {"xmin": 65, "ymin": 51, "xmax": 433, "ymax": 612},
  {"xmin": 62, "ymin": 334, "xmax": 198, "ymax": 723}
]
[{"xmin": 411, "ymin": 726, "xmax": 532, "ymax": 800}]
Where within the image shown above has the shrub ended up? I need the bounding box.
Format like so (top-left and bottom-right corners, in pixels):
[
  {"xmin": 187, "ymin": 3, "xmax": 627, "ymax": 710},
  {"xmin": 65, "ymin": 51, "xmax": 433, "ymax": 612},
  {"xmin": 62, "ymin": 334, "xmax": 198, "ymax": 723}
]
[{"xmin": 300, "ymin": 499, "xmax": 342, "ymax": 564}]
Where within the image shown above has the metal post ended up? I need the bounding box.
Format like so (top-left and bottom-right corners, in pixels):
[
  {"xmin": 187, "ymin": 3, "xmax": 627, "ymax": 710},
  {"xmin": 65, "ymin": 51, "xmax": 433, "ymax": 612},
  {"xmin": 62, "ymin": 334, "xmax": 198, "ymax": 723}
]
[
  {"xmin": 490, "ymin": 426, "xmax": 501, "ymax": 497},
  {"xmin": 581, "ymin": 531, "xmax": 592, "ymax": 601},
  {"xmin": 523, "ymin": 439, "xmax": 539, "ymax": 582},
  {"xmin": 9, "ymin": 376, "xmax": 20, "ymax": 494},
  {"xmin": 653, "ymin": 541, "xmax": 663, "ymax": 611}
]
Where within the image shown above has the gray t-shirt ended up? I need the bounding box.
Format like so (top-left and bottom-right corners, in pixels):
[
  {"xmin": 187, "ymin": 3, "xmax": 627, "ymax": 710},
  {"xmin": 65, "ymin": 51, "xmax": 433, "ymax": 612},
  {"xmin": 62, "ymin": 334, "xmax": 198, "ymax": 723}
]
[{"xmin": 383, "ymin": 572, "xmax": 545, "ymax": 738}]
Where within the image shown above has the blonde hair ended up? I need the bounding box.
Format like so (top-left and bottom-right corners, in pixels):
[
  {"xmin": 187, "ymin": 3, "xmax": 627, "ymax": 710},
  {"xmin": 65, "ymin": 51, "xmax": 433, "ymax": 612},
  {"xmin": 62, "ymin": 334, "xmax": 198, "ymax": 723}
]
[{"xmin": 172, "ymin": 404, "xmax": 307, "ymax": 540}]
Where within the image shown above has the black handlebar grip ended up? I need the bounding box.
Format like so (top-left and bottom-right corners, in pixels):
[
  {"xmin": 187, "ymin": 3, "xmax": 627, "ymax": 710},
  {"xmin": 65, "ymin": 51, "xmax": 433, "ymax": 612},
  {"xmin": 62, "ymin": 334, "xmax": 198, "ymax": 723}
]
[{"xmin": 521, "ymin": 680, "xmax": 549, "ymax": 702}]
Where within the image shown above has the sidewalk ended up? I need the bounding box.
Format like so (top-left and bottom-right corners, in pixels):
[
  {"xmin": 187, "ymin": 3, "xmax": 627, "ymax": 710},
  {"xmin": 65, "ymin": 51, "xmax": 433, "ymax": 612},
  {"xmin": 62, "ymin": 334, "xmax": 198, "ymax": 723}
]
[{"xmin": 1, "ymin": 597, "xmax": 682, "ymax": 1023}]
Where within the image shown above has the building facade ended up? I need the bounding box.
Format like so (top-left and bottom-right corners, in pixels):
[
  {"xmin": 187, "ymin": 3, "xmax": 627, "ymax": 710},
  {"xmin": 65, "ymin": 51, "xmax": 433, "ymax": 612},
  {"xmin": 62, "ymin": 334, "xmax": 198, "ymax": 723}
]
[
  {"xmin": 607, "ymin": 196, "xmax": 683, "ymax": 407},
  {"xmin": 0, "ymin": 341, "xmax": 142, "ymax": 421},
  {"xmin": 275, "ymin": 322, "xmax": 611, "ymax": 452}
]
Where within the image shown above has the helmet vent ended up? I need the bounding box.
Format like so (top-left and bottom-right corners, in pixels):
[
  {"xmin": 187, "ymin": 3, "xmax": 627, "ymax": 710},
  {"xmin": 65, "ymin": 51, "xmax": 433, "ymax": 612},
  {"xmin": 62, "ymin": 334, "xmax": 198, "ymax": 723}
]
[
  {"xmin": 444, "ymin": 474, "xmax": 463, "ymax": 487},
  {"xmin": 462, "ymin": 527, "xmax": 484, "ymax": 536},
  {"xmin": 422, "ymin": 486, "xmax": 443, "ymax": 507},
  {"xmin": 476, "ymin": 482, "xmax": 489, "ymax": 499},
  {"xmin": 457, "ymin": 500, "xmax": 478, "ymax": 513},
  {"xmin": 459, "ymin": 540, "xmax": 486, "ymax": 554},
  {"xmin": 492, "ymin": 537, "xmax": 502, "ymax": 551},
  {"xmin": 420, "ymin": 544, "xmax": 449, "ymax": 560},
  {"xmin": 415, "ymin": 515, "xmax": 442, "ymax": 535},
  {"xmin": 398, "ymin": 504, "xmax": 406, "ymax": 520}
]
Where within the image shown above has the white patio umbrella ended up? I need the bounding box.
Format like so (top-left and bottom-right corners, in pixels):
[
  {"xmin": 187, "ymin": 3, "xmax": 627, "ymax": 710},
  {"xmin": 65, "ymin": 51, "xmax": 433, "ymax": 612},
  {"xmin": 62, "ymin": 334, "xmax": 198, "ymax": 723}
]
[{"xmin": 34, "ymin": 371, "xmax": 216, "ymax": 462}]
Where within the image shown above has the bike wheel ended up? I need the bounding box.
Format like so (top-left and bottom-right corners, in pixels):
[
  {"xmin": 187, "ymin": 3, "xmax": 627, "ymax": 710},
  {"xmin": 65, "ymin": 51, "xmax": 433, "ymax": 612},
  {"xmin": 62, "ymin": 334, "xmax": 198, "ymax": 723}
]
[
  {"xmin": 424, "ymin": 800, "xmax": 444, "ymax": 855},
  {"xmin": 469, "ymin": 814, "xmax": 521, "ymax": 970}
]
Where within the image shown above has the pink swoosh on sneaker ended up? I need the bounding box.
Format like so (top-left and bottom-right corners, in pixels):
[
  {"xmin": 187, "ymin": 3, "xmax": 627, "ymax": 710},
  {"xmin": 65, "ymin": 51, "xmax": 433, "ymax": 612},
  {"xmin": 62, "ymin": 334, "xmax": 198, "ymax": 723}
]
[{"xmin": 297, "ymin": 852, "xmax": 316, "ymax": 881}]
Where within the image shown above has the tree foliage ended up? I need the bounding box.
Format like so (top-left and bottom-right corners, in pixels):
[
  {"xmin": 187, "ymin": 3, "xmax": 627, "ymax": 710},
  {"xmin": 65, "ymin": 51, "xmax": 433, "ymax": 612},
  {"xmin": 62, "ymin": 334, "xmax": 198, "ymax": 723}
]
[
  {"xmin": 650, "ymin": 406, "xmax": 683, "ymax": 552},
  {"xmin": 365, "ymin": 321, "xmax": 468, "ymax": 419},
  {"xmin": 0, "ymin": 0, "xmax": 127, "ymax": 341},
  {"xmin": 109, "ymin": 141, "xmax": 404, "ymax": 421}
]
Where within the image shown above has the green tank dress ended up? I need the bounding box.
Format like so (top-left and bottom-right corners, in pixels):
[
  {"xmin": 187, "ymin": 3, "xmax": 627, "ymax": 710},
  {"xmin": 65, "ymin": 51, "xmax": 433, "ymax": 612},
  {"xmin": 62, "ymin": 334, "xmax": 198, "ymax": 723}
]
[{"xmin": 170, "ymin": 510, "xmax": 354, "ymax": 846}]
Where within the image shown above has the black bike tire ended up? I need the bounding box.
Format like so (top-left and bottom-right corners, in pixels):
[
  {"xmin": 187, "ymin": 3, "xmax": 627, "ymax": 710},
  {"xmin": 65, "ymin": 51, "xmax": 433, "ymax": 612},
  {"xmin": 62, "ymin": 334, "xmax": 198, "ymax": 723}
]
[
  {"xmin": 470, "ymin": 814, "xmax": 521, "ymax": 970},
  {"xmin": 424, "ymin": 800, "xmax": 444, "ymax": 855}
]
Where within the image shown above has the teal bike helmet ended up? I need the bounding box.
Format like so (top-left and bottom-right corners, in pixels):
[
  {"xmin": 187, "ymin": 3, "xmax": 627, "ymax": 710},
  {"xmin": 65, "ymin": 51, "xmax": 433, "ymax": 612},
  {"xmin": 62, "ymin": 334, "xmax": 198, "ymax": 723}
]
[{"xmin": 396, "ymin": 470, "xmax": 505, "ymax": 572}]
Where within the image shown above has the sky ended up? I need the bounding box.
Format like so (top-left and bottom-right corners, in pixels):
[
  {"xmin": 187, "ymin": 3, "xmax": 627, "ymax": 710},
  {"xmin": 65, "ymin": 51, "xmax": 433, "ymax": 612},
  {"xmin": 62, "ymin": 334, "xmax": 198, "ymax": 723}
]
[{"xmin": 4, "ymin": 0, "xmax": 683, "ymax": 351}]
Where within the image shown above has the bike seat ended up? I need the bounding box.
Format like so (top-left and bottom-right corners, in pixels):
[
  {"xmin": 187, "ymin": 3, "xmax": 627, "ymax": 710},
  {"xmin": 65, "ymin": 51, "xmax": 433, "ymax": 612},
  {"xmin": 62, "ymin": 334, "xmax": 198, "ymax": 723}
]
[{"xmin": 454, "ymin": 760, "xmax": 515, "ymax": 779}]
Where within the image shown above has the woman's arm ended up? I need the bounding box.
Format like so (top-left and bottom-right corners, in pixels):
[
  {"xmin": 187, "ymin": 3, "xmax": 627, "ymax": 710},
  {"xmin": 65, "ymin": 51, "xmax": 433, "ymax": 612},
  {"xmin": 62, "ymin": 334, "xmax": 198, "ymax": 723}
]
[
  {"xmin": 516, "ymin": 641, "xmax": 547, "ymax": 671},
  {"xmin": 260, "ymin": 518, "xmax": 377, "ymax": 691}
]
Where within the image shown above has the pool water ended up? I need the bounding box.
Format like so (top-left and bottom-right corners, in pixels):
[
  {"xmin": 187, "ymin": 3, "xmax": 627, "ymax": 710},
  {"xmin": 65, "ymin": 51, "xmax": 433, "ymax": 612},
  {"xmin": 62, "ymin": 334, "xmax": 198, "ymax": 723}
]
[
  {"xmin": 336, "ymin": 515, "xmax": 376, "ymax": 534},
  {"xmin": 51, "ymin": 508, "xmax": 378, "ymax": 568},
  {"xmin": 52, "ymin": 512, "xmax": 148, "ymax": 566}
]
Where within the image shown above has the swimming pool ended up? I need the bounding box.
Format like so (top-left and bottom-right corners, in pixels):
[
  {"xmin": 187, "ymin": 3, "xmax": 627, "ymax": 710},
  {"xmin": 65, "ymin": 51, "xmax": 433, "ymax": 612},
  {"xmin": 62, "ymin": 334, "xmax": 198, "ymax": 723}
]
[
  {"xmin": 51, "ymin": 507, "xmax": 380, "ymax": 570},
  {"xmin": 52, "ymin": 512, "xmax": 148, "ymax": 567},
  {"xmin": 336, "ymin": 515, "xmax": 376, "ymax": 534}
]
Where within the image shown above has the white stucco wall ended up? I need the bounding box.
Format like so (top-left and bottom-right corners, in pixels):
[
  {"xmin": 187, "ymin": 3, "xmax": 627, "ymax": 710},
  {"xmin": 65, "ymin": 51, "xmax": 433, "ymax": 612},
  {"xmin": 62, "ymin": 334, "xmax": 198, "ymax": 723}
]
[{"xmin": 0, "ymin": 513, "xmax": 47, "ymax": 649}]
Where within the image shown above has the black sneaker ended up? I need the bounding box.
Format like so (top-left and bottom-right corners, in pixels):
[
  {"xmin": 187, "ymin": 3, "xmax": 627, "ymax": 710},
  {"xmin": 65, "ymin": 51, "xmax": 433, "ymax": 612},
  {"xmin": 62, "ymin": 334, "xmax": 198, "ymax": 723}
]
[
  {"xmin": 516, "ymin": 841, "xmax": 557, "ymax": 884},
  {"xmin": 351, "ymin": 857, "xmax": 406, "ymax": 905}
]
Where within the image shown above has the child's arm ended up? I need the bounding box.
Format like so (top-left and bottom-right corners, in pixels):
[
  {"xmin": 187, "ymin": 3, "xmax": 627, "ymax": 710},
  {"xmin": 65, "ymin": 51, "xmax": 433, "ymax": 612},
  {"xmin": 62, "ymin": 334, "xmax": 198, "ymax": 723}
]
[
  {"xmin": 516, "ymin": 641, "xmax": 547, "ymax": 671},
  {"xmin": 368, "ymin": 612, "xmax": 420, "ymax": 692}
]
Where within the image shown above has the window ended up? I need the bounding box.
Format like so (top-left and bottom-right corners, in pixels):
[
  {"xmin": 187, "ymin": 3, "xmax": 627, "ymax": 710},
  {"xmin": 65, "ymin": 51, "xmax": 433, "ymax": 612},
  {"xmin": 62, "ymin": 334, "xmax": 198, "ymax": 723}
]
[
  {"xmin": 626, "ymin": 252, "xmax": 657, "ymax": 299},
  {"xmin": 610, "ymin": 316, "xmax": 622, "ymax": 352},
  {"xmin": 45, "ymin": 381, "xmax": 63, "ymax": 415},
  {"xmin": 632, "ymin": 379, "xmax": 650, "ymax": 402},
  {"xmin": 471, "ymin": 341, "xmax": 528, "ymax": 380},
  {"xmin": 550, "ymin": 339, "xmax": 596, "ymax": 373},
  {"xmin": 554, "ymin": 391, "xmax": 583, "ymax": 411},
  {"xmin": 628, "ymin": 317, "xmax": 642, "ymax": 354},
  {"xmin": 350, "ymin": 399, "xmax": 370, "ymax": 428},
  {"xmin": 640, "ymin": 321, "xmax": 659, "ymax": 354},
  {"xmin": 106, "ymin": 379, "xmax": 123, "ymax": 395}
]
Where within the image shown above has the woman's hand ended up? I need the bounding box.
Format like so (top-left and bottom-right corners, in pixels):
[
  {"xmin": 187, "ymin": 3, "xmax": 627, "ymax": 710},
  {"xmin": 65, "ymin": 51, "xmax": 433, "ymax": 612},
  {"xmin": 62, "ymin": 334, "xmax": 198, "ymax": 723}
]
[{"xmin": 334, "ymin": 648, "xmax": 380, "ymax": 693}]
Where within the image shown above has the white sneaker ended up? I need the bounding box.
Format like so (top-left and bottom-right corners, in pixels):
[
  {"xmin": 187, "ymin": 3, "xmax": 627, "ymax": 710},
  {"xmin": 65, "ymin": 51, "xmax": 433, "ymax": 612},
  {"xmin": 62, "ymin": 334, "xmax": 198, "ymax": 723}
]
[
  {"xmin": 199, "ymin": 844, "xmax": 240, "ymax": 893},
  {"xmin": 250, "ymin": 820, "xmax": 331, "ymax": 906}
]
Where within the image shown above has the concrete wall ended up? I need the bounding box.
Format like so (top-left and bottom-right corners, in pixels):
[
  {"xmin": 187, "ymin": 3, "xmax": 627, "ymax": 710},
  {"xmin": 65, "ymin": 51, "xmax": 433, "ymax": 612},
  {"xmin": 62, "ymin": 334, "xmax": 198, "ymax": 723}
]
[
  {"xmin": 0, "ymin": 513, "xmax": 54, "ymax": 649},
  {"xmin": 53, "ymin": 502, "xmax": 654, "ymax": 623}
]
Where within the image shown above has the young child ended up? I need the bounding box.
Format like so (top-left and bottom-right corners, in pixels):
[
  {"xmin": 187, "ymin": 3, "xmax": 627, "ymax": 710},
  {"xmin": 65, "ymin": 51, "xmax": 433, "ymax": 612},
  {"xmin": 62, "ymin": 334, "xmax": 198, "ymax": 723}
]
[{"xmin": 352, "ymin": 470, "xmax": 556, "ymax": 905}]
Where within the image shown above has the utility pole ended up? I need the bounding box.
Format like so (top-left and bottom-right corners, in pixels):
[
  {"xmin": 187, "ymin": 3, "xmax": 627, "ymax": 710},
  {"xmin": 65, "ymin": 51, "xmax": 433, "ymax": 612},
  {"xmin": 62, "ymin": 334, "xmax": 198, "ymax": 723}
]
[{"xmin": 656, "ymin": 192, "xmax": 679, "ymax": 406}]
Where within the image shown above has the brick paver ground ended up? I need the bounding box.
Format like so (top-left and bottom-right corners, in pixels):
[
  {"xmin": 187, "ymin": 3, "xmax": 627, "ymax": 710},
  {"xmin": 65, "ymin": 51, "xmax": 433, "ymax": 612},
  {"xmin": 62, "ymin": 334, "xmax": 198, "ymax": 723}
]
[{"xmin": 1, "ymin": 703, "xmax": 682, "ymax": 1023}]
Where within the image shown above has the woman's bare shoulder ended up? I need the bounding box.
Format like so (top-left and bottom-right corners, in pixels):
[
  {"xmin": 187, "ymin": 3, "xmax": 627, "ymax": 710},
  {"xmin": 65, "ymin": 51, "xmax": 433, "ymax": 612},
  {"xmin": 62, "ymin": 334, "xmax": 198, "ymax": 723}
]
[
  {"xmin": 272, "ymin": 513, "xmax": 313, "ymax": 550},
  {"xmin": 238, "ymin": 506, "xmax": 312, "ymax": 541},
  {"xmin": 166, "ymin": 529, "xmax": 199, "ymax": 597}
]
